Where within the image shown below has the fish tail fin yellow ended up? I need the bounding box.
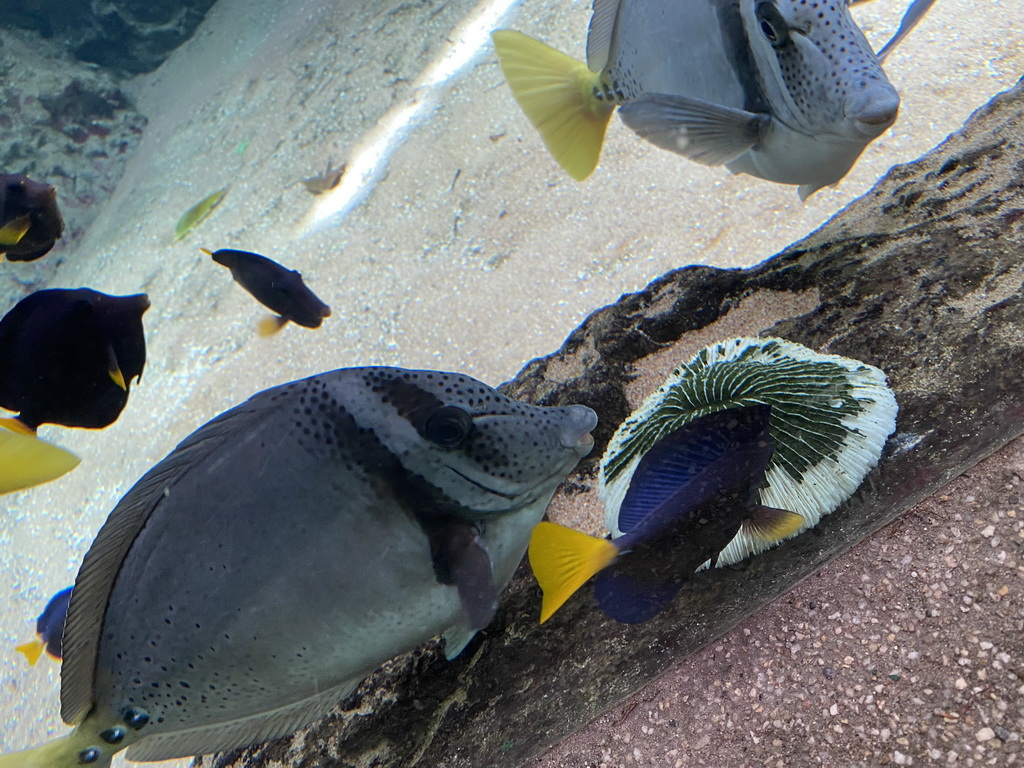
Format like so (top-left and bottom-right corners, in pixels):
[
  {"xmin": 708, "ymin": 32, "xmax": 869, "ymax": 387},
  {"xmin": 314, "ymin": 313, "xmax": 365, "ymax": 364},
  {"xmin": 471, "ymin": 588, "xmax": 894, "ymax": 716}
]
[
  {"xmin": 740, "ymin": 505, "xmax": 806, "ymax": 546},
  {"xmin": 0, "ymin": 730, "xmax": 110, "ymax": 768},
  {"xmin": 14, "ymin": 638, "xmax": 45, "ymax": 666},
  {"xmin": 0, "ymin": 417, "xmax": 35, "ymax": 436},
  {"xmin": 0, "ymin": 428, "xmax": 81, "ymax": 495},
  {"xmin": 257, "ymin": 315, "xmax": 288, "ymax": 337},
  {"xmin": 528, "ymin": 521, "xmax": 618, "ymax": 623},
  {"xmin": 492, "ymin": 29, "xmax": 614, "ymax": 181},
  {"xmin": 0, "ymin": 214, "xmax": 31, "ymax": 247}
]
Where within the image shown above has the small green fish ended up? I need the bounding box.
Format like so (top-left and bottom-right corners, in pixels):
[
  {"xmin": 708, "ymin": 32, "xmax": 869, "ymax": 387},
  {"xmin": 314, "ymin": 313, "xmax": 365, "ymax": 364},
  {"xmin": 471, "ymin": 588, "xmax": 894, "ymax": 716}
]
[{"xmin": 173, "ymin": 188, "xmax": 227, "ymax": 242}]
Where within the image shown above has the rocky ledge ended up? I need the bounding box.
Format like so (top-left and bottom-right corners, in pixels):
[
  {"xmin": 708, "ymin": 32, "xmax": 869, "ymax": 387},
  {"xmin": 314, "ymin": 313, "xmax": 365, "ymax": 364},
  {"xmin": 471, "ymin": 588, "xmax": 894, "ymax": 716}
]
[
  {"xmin": 0, "ymin": 0, "xmax": 216, "ymax": 75},
  {"xmin": 201, "ymin": 76, "xmax": 1024, "ymax": 767}
]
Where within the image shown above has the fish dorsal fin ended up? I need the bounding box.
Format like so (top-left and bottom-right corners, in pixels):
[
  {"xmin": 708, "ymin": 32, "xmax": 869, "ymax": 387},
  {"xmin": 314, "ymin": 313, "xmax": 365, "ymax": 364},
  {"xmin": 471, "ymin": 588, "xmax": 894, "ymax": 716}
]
[
  {"xmin": 125, "ymin": 677, "xmax": 360, "ymax": 762},
  {"xmin": 586, "ymin": 0, "xmax": 622, "ymax": 72},
  {"xmin": 875, "ymin": 0, "xmax": 937, "ymax": 62},
  {"xmin": 60, "ymin": 399, "xmax": 268, "ymax": 726}
]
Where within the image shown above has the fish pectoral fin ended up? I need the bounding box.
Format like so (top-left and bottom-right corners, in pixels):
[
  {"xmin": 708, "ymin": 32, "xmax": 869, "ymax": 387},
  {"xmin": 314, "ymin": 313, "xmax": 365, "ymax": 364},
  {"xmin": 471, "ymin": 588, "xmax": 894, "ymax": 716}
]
[
  {"xmin": 0, "ymin": 429, "xmax": 81, "ymax": 495},
  {"xmin": 528, "ymin": 521, "xmax": 618, "ymax": 624},
  {"xmin": 874, "ymin": 0, "xmax": 937, "ymax": 62},
  {"xmin": 0, "ymin": 214, "xmax": 31, "ymax": 247},
  {"xmin": 106, "ymin": 346, "xmax": 127, "ymax": 391},
  {"xmin": 618, "ymin": 93, "xmax": 768, "ymax": 166},
  {"xmin": 14, "ymin": 639, "xmax": 45, "ymax": 666},
  {"xmin": 125, "ymin": 677, "xmax": 360, "ymax": 762},
  {"xmin": 442, "ymin": 625, "xmax": 479, "ymax": 661},
  {"xmin": 430, "ymin": 522, "xmax": 499, "ymax": 631},
  {"xmin": 257, "ymin": 315, "xmax": 288, "ymax": 336},
  {"xmin": 740, "ymin": 505, "xmax": 805, "ymax": 546},
  {"xmin": 492, "ymin": 29, "xmax": 613, "ymax": 181}
]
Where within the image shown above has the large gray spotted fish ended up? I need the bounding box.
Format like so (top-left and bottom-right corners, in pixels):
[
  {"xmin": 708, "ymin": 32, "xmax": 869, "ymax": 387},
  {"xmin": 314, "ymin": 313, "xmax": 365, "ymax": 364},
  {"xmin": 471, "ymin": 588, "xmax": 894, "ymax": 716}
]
[
  {"xmin": 493, "ymin": 0, "xmax": 936, "ymax": 198},
  {"xmin": 0, "ymin": 367, "xmax": 597, "ymax": 767}
]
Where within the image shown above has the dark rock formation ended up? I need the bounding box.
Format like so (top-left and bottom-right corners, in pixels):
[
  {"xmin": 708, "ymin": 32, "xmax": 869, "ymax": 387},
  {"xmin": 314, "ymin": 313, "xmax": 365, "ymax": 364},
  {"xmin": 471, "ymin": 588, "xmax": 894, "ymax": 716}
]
[
  {"xmin": 0, "ymin": 0, "xmax": 216, "ymax": 74},
  {"xmin": 200, "ymin": 76, "xmax": 1024, "ymax": 767},
  {"xmin": 0, "ymin": 28, "xmax": 147, "ymax": 292}
]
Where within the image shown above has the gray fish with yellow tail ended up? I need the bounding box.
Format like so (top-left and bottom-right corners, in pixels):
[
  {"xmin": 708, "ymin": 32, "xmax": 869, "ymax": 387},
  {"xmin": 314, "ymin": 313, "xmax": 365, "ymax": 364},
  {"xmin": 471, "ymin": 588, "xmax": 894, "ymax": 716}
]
[
  {"xmin": 0, "ymin": 367, "xmax": 596, "ymax": 767},
  {"xmin": 493, "ymin": 0, "xmax": 936, "ymax": 198}
]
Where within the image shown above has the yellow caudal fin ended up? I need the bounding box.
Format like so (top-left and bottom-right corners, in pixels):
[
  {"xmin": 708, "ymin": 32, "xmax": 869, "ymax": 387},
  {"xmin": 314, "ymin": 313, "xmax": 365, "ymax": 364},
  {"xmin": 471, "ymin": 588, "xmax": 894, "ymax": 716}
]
[
  {"xmin": 15, "ymin": 639, "xmax": 45, "ymax": 667},
  {"xmin": 528, "ymin": 521, "xmax": 619, "ymax": 623},
  {"xmin": 741, "ymin": 505, "xmax": 806, "ymax": 546},
  {"xmin": 0, "ymin": 416, "xmax": 35, "ymax": 436},
  {"xmin": 492, "ymin": 29, "xmax": 614, "ymax": 181},
  {"xmin": 257, "ymin": 315, "xmax": 288, "ymax": 337},
  {"xmin": 0, "ymin": 429, "xmax": 81, "ymax": 495},
  {"xmin": 0, "ymin": 214, "xmax": 31, "ymax": 247}
]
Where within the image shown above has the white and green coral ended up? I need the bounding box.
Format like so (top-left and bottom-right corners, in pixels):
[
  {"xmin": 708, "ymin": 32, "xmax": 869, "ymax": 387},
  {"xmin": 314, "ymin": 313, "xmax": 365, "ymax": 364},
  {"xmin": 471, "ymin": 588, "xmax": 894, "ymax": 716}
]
[{"xmin": 598, "ymin": 336, "xmax": 898, "ymax": 566}]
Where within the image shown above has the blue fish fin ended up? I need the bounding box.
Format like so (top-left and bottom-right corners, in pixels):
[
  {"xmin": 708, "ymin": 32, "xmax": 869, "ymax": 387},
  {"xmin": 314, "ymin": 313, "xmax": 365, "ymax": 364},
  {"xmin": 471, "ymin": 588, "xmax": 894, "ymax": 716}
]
[
  {"xmin": 593, "ymin": 566, "xmax": 681, "ymax": 624},
  {"xmin": 618, "ymin": 93, "xmax": 769, "ymax": 166},
  {"xmin": 442, "ymin": 625, "xmax": 479, "ymax": 660},
  {"xmin": 616, "ymin": 404, "xmax": 774, "ymax": 534}
]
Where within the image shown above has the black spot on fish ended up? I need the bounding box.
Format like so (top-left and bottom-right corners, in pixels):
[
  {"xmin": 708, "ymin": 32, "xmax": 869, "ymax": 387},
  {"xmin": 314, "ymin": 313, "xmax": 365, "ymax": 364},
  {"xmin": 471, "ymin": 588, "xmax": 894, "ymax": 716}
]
[
  {"xmin": 0, "ymin": 288, "xmax": 149, "ymax": 430},
  {"xmin": 207, "ymin": 248, "xmax": 331, "ymax": 331}
]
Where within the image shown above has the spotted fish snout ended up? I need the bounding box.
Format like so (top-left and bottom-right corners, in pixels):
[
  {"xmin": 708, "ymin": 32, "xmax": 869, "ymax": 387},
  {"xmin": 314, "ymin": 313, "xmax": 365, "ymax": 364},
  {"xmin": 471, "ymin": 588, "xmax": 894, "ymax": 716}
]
[
  {"xmin": 558, "ymin": 405, "xmax": 598, "ymax": 452},
  {"xmin": 845, "ymin": 85, "xmax": 900, "ymax": 137}
]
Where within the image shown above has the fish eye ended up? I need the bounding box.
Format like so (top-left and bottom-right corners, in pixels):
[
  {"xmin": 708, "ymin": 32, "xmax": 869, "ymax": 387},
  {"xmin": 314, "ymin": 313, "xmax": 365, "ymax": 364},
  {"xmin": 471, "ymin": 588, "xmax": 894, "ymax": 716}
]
[
  {"xmin": 423, "ymin": 405, "xmax": 474, "ymax": 449},
  {"xmin": 755, "ymin": 2, "xmax": 789, "ymax": 47}
]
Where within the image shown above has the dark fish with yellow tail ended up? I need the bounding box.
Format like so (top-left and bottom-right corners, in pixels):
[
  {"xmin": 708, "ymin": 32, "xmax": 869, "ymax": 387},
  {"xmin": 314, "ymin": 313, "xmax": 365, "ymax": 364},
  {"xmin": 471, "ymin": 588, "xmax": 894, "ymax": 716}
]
[
  {"xmin": 0, "ymin": 173, "xmax": 64, "ymax": 261},
  {"xmin": 530, "ymin": 405, "xmax": 802, "ymax": 624},
  {"xmin": 16, "ymin": 586, "xmax": 73, "ymax": 666},
  {"xmin": 492, "ymin": 0, "xmax": 936, "ymax": 198},
  {"xmin": 0, "ymin": 288, "xmax": 149, "ymax": 432},
  {"xmin": 205, "ymin": 247, "xmax": 332, "ymax": 335},
  {"xmin": 0, "ymin": 366, "xmax": 596, "ymax": 767}
]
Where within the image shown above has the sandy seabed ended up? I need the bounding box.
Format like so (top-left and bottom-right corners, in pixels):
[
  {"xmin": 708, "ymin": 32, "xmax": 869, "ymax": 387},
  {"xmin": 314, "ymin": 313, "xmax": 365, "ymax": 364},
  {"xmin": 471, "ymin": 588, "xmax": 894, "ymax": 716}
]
[{"xmin": 1, "ymin": 0, "xmax": 1022, "ymax": 764}]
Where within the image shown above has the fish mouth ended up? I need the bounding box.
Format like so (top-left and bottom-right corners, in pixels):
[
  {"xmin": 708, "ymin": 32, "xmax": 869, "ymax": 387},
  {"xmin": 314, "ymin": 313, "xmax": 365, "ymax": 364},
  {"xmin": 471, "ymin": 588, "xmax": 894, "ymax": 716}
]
[
  {"xmin": 559, "ymin": 405, "xmax": 599, "ymax": 453},
  {"xmin": 852, "ymin": 111, "xmax": 898, "ymax": 138}
]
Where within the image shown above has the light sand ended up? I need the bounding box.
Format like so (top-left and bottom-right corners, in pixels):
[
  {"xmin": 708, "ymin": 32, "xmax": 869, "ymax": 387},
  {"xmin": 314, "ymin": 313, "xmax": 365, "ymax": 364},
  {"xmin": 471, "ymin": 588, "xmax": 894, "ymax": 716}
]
[{"xmin": 1, "ymin": 0, "xmax": 1021, "ymax": 763}]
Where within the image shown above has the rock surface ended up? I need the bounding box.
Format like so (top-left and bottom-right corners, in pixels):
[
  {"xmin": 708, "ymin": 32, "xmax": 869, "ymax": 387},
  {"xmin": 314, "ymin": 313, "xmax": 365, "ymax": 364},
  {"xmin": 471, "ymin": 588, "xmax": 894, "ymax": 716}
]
[
  {"xmin": 199, "ymin": 77, "xmax": 1024, "ymax": 767},
  {"xmin": 0, "ymin": 0, "xmax": 216, "ymax": 74},
  {"xmin": 0, "ymin": 27, "xmax": 147, "ymax": 294}
]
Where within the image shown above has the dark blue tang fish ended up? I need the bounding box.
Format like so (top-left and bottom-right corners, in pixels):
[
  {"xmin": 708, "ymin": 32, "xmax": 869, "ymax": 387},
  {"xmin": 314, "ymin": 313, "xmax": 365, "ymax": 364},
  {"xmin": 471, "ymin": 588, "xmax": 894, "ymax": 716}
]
[
  {"xmin": 16, "ymin": 586, "xmax": 72, "ymax": 666},
  {"xmin": 529, "ymin": 405, "xmax": 803, "ymax": 623}
]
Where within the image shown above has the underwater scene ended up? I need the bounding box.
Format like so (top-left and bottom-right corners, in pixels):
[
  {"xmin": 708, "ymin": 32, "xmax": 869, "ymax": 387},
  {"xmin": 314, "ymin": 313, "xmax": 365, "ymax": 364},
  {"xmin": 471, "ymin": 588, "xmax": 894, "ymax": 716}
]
[{"xmin": 1, "ymin": 0, "xmax": 1023, "ymax": 765}]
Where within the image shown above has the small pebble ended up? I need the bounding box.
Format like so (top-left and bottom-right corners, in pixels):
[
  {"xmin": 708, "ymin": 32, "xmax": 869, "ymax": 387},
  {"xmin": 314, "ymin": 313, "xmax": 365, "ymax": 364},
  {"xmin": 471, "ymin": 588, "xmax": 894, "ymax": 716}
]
[{"xmin": 976, "ymin": 727, "xmax": 996, "ymax": 742}]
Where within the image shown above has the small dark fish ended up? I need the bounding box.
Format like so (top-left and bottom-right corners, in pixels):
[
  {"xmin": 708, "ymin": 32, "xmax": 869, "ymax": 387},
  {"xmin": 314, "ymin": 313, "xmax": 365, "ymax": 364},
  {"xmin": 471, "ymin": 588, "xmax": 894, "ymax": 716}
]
[
  {"xmin": 205, "ymin": 248, "xmax": 331, "ymax": 335},
  {"xmin": 15, "ymin": 586, "xmax": 72, "ymax": 666},
  {"xmin": 300, "ymin": 159, "xmax": 346, "ymax": 195},
  {"xmin": 0, "ymin": 173, "xmax": 65, "ymax": 262},
  {"xmin": 0, "ymin": 288, "xmax": 150, "ymax": 431},
  {"xmin": 529, "ymin": 405, "xmax": 803, "ymax": 624}
]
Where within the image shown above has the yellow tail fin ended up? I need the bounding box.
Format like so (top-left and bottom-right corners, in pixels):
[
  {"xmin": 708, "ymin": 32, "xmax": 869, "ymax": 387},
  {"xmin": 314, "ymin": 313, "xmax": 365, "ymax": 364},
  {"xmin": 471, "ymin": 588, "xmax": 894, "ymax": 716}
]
[
  {"xmin": 257, "ymin": 315, "xmax": 288, "ymax": 337},
  {"xmin": 0, "ymin": 417, "xmax": 35, "ymax": 436},
  {"xmin": 529, "ymin": 521, "xmax": 618, "ymax": 623},
  {"xmin": 15, "ymin": 639, "xmax": 45, "ymax": 667},
  {"xmin": 741, "ymin": 505, "xmax": 806, "ymax": 545},
  {"xmin": 492, "ymin": 30, "xmax": 614, "ymax": 181},
  {"xmin": 0, "ymin": 214, "xmax": 31, "ymax": 247},
  {"xmin": 0, "ymin": 429, "xmax": 81, "ymax": 495}
]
